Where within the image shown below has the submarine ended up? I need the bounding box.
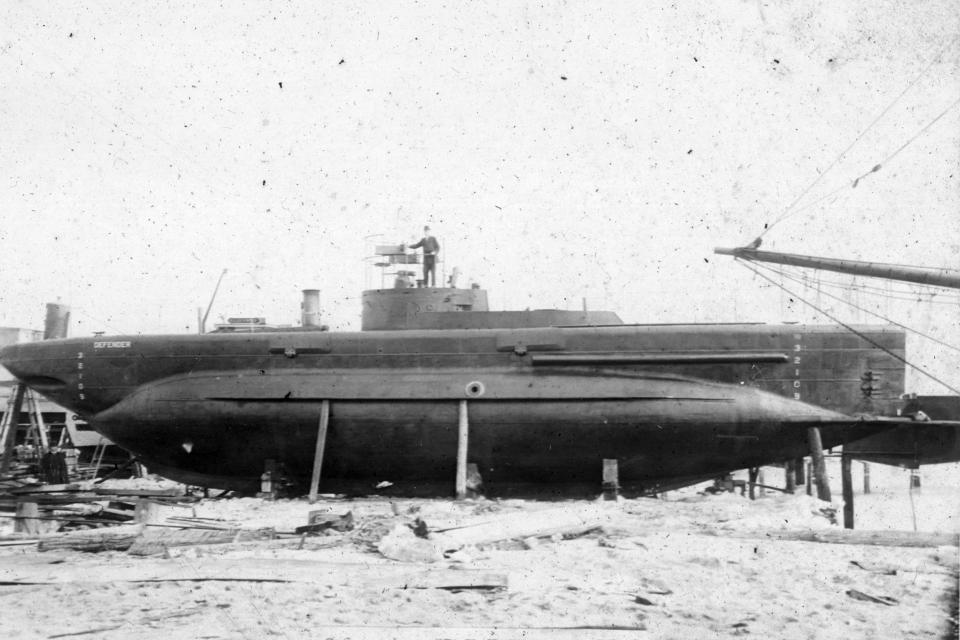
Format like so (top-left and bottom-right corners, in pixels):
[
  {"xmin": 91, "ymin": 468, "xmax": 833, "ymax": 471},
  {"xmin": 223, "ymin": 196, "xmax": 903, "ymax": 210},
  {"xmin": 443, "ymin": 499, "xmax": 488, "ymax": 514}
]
[{"xmin": 0, "ymin": 242, "xmax": 953, "ymax": 494}]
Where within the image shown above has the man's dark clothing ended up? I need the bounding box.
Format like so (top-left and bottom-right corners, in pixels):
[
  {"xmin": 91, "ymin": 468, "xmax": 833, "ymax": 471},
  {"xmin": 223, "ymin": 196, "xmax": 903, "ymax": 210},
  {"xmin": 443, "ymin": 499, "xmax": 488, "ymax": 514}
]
[{"xmin": 410, "ymin": 235, "xmax": 440, "ymax": 286}]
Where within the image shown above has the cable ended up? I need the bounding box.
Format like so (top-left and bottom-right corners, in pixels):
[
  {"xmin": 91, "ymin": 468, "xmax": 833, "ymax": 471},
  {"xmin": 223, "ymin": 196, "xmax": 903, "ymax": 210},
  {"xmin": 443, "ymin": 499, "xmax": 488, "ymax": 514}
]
[
  {"xmin": 778, "ymin": 95, "xmax": 960, "ymax": 223},
  {"xmin": 764, "ymin": 33, "xmax": 960, "ymax": 237},
  {"xmin": 775, "ymin": 267, "xmax": 960, "ymax": 305},
  {"xmin": 753, "ymin": 262, "xmax": 960, "ymax": 354},
  {"xmin": 737, "ymin": 259, "xmax": 960, "ymax": 395}
]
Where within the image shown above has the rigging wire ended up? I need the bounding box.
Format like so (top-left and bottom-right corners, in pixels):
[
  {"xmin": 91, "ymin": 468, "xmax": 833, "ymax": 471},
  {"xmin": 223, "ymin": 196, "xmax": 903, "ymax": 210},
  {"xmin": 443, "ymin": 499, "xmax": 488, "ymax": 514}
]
[
  {"xmin": 71, "ymin": 308, "xmax": 128, "ymax": 336},
  {"xmin": 750, "ymin": 261, "xmax": 960, "ymax": 354},
  {"xmin": 737, "ymin": 259, "xmax": 960, "ymax": 395},
  {"xmin": 763, "ymin": 33, "xmax": 960, "ymax": 238},
  {"xmin": 769, "ymin": 95, "xmax": 960, "ymax": 224},
  {"xmin": 768, "ymin": 263, "xmax": 960, "ymax": 305}
]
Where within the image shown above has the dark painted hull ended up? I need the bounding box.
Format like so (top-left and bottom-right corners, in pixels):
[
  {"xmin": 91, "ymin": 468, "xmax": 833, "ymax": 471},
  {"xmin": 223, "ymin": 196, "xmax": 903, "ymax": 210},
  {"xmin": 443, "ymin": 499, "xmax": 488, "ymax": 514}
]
[{"xmin": 0, "ymin": 323, "xmax": 907, "ymax": 491}]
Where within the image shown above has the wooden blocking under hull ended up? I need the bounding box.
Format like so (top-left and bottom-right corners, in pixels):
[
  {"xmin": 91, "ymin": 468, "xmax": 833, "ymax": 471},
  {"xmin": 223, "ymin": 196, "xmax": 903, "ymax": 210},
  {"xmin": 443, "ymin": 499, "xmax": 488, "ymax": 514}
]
[{"xmin": 602, "ymin": 458, "xmax": 619, "ymax": 500}]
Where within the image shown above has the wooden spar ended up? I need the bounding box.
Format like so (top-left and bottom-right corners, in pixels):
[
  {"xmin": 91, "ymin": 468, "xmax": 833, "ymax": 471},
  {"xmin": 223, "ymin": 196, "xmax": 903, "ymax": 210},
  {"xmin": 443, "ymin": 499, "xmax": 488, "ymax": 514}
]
[
  {"xmin": 456, "ymin": 400, "xmax": 469, "ymax": 499},
  {"xmin": 308, "ymin": 400, "xmax": 330, "ymax": 504},
  {"xmin": 841, "ymin": 453, "xmax": 854, "ymax": 529},
  {"xmin": 714, "ymin": 247, "xmax": 960, "ymax": 290},
  {"xmin": 807, "ymin": 427, "xmax": 832, "ymax": 501}
]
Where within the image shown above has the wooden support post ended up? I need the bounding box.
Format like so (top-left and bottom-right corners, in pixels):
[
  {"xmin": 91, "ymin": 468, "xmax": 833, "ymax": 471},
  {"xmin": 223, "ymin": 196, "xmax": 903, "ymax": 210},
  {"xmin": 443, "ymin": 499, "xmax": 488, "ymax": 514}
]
[
  {"xmin": 308, "ymin": 400, "xmax": 330, "ymax": 504},
  {"xmin": 455, "ymin": 400, "xmax": 469, "ymax": 499},
  {"xmin": 26, "ymin": 389, "xmax": 49, "ymax": 451},
  {"xmin": 841, "ymin": 453, "xmax": 854, "ymax": 529},
  {"xmin": 805, "ymin": 461, "xmax": 813, "ymax": 496},
  {"xmin": 0, "ymin": 384, "xmax": 26, "ymax": 474},
  {"xmin": 758, "ymin": 468, "xmax": 766, "ymax": 496},
  {"xmin": 748, "ymin": 467, "xmax": 759, "ymax": 500},
  {"xmin": 785, "ymin": 460, "xmax": 796, "ymax": 494},
  {"xmin": 806, "ymin": 427, "xmax": 831, "ymax": 502},
  {"xmin": 910, "ymin": 468, "xmax": 921, "ymax": 492},
  {"xmin": 862, "ymin": 462, "xmax": 871, "ymax": 494},
  {"xmin": 794, "ymin": 456, "xmax": 805, "ymax": 485},
  {"xmin": 602, "ymin": 458, "xmax": 619, "ymax": 500},
  {"xmin": 14, "ymin": 502, "xmax": 41, "ymax": 535}
]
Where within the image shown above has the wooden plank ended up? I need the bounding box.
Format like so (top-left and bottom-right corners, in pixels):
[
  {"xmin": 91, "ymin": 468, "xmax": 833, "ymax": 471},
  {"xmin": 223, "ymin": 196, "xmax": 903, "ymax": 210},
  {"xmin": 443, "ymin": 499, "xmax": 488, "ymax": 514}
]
[
  {"xmin": 708, "ymin": 528, "xmax": 959, "ymax": 548},
  {"xmin": 432, "ymin": 504, "xmax": 612, "ymax": 551},
  {"xmin": 127, "ymin": 527, "xmax": 276, "ymax": 556},
  {"xmin": 308, "ymin": 399, "xmax": 330, "ymax": 504},
  {"xmin": 259, "ymin": 628, "xmax": 643, "ymax": 640},
  {"xmin": 455, "ymin": 400, "xmax": 468, "ymax": 499},
  {"xmin": 92, "ymin": 487, "xmax": 182, "ymax": 497},
  {"xmin": 36, "ymin": 524, "xmax": 145, "ymax": 552},
  {"xmin": 10, "ymin": 483, "xmax": 82, "ymax": 495},
  {"xmin": 0, "ymin": 559, "xmax": 508, "ymax": 590}
]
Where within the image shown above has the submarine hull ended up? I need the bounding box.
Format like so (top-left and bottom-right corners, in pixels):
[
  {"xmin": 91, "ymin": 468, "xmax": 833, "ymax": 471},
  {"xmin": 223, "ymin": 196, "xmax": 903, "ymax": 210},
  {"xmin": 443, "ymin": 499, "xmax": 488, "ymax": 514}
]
[{"xmin": 87, "ymin": 368, "xmax": 868, "ymax": 492}]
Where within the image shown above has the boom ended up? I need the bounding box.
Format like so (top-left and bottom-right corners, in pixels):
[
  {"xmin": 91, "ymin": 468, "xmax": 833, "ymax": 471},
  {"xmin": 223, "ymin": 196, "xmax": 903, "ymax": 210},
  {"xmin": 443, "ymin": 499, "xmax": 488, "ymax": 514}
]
[{"xmin": 714, "ymin": 247, "xmax": 960, "ymax": 290}]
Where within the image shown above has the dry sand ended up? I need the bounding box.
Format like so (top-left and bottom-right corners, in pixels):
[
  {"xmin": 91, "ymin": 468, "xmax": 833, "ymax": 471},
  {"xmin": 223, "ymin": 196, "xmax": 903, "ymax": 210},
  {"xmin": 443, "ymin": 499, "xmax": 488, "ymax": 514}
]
[{"xmin": 0, "ymin": 464, "xmax": 957, "ymax": 639}]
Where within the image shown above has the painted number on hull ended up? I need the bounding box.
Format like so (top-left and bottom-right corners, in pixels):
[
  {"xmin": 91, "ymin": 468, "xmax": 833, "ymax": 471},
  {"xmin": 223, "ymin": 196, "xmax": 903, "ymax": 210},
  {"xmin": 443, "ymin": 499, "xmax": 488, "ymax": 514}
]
[
  {"xmin": 77, "ymin": 351, "xmax": 85, "ymax": 400},
  {"xmin": 793, "ymin": 335, "xmax": 801, "ymax": 400}
]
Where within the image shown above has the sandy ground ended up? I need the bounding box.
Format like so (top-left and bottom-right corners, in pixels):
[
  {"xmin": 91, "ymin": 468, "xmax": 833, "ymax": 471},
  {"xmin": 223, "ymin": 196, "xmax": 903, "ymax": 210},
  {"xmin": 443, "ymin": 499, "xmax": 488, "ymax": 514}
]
[{"xmin": 0, "ymin": 465, "xmax": 957, "ymax": 640}]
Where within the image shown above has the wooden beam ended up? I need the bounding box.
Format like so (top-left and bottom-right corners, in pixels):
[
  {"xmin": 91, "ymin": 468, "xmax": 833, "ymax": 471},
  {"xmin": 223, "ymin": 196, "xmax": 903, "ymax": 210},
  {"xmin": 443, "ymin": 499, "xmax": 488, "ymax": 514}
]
[
  {"xmin": 455, "ymin": 400, "xmax": 468, "ymax": 499},
  {"xmin": 1, "ymin": 558, "xmax": 509, "ymax": 590},
  {"xmin": 806, "ymin": 427, "xmax": 831, "ymax": 501},
  {"xmin": 308, "ymin": 400, "xmax": 330, "ymax": 504},
  {"xmin": 784, "ymin": 460, "xmax": 796, "ymax": 494},
  {"xmin": 708, "ymin": 528, "xmax": 958, "ymax": 548},
  {"xmin": 841, "ymin": 453, "xmax": 854, "ymax": 529},
  {"xmin": 862, "ymin": 462, "xmax": 871, "ymax": 494},
  {"xmin": 432, "ymin": 504, "xmax": 611, "ymax": 551}
]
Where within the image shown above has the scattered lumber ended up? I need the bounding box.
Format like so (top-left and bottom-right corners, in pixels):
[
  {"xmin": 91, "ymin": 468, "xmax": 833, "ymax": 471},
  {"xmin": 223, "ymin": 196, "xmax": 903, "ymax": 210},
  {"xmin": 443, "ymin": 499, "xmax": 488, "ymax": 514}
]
[
  {"xmin": 0, "ymin": 558, "xmax": 508, "ymax": 590},
  {"xmin": 430, "ymin": 504, "xmax": 613, "ymax": 551},
  {"xmin": 127, "ymin": 527, "xmax": 276, "ymax": 556},
  {"xmin": 709, "ymin": 528, "xmax": 959, "ymax": 548},
  {"xmin": 295, "ymin": 510, "xmax": 354, "ymax": 534}
]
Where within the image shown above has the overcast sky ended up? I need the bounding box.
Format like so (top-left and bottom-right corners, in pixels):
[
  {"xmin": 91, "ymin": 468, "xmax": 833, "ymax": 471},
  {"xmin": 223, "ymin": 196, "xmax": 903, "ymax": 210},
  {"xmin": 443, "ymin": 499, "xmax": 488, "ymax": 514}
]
[{"xmin": 1, "ymin": 1, "xmax": 958, "ymax": 390}]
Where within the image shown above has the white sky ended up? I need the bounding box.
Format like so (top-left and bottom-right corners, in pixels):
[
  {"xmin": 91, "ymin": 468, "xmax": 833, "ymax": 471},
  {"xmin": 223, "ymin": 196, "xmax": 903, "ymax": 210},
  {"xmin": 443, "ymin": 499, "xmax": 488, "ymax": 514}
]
[{"xmin": 1, "ymin": 1, "xmax": 958, "ymax": 391}]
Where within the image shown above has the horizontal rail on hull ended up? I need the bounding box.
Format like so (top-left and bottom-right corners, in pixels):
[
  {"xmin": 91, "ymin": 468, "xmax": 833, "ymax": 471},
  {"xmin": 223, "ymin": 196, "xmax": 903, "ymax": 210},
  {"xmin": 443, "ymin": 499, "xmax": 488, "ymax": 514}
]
[
  {"xmin": 202, "ymin": 395, "xmax": 737, "ymax": 402},
  {"xmin": 530, "ymin": 352, "xmax": 790, "ymax": 366}
]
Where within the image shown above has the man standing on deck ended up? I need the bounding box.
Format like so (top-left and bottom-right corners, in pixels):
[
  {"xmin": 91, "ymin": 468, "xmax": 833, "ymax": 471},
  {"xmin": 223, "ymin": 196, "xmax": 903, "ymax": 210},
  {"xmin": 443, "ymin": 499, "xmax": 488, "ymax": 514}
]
[{"xmin": 410, "ymin": 226, "xmax": 440, "ymax": 287}]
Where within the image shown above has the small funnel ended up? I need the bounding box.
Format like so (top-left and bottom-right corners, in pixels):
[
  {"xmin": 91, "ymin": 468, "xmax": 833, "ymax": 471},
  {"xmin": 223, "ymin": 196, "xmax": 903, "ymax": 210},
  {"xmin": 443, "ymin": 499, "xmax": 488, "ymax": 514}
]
[
  {"xmin": 44, "ymin": 303, "xmax": 70, "ymax": 340},
  {"xmin": 301, "ymin": 290, "xmax": 322, "ymax": 327}
]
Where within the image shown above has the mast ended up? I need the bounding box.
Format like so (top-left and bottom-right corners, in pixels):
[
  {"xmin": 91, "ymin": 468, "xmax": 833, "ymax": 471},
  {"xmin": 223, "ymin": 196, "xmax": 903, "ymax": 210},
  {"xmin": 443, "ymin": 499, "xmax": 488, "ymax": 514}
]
[{"xmin": 714, "ymin": 247, "xmax": 960, "ymax": 290}]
